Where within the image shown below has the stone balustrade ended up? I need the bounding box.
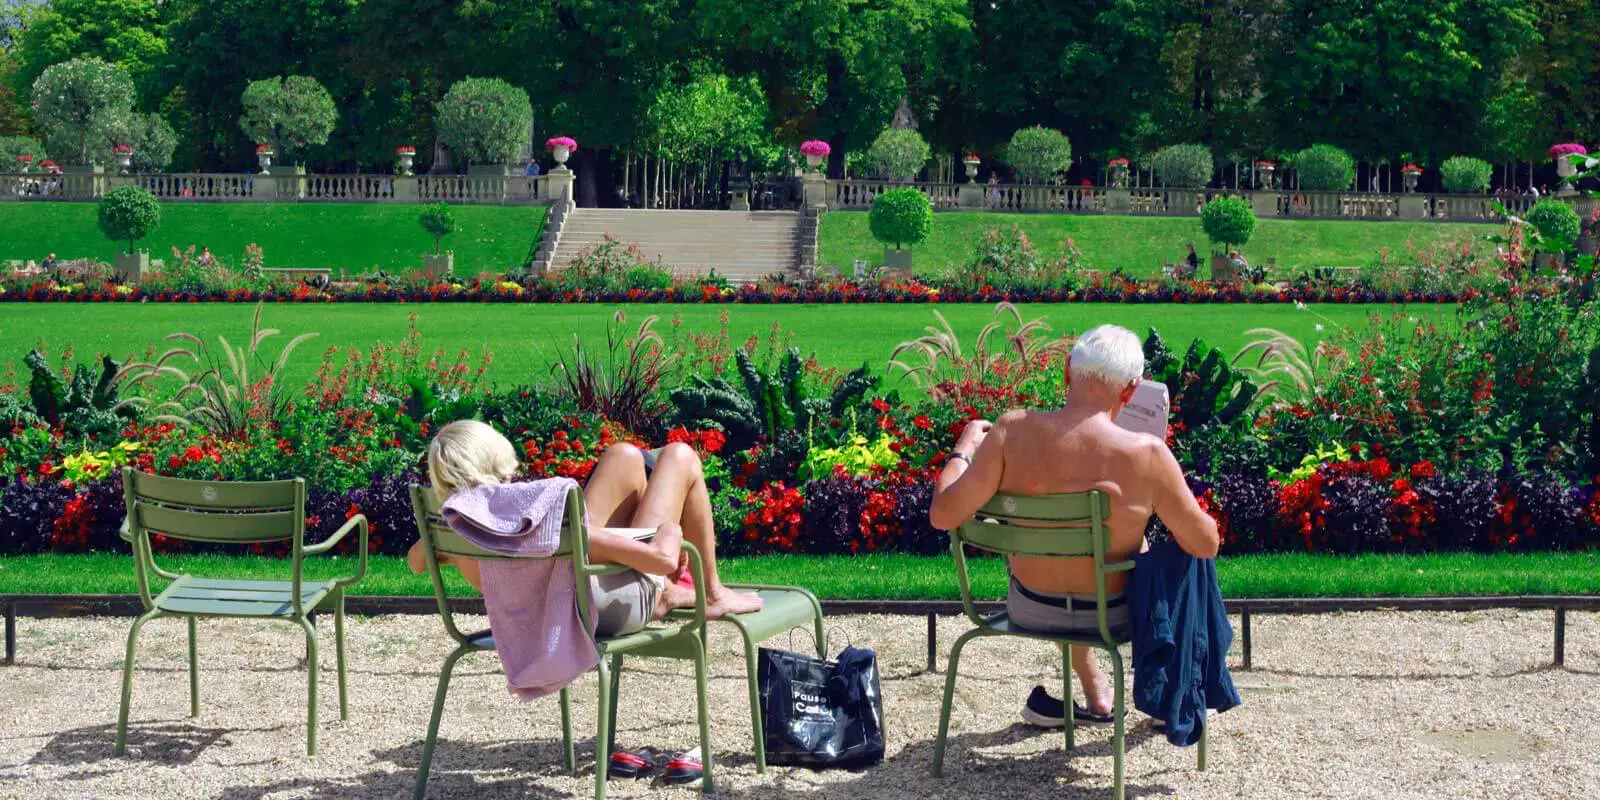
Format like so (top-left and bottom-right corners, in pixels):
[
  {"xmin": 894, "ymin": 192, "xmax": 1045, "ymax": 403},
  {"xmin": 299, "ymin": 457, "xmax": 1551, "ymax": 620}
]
[
  {"xmin": 825, "ymin": 179, "xmax": 1597, "ymax": 222},
  {"xmin": 0, "ymin": 172, "xmax": 562, "ymax": 205}
]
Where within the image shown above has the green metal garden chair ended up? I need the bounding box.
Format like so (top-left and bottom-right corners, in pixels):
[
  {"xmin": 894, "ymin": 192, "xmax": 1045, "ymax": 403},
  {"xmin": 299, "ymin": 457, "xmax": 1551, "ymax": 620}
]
[
  {"xmin": 409, "ymin": 485, "xmax": 716, "ymax": 800},
  {"xmin": 115, "ymin": 468, "xmax": 368, "ymax": 757},
  {"xmin": 931, "ymin": 490, "xmax": 1206, "ymax": 800}
]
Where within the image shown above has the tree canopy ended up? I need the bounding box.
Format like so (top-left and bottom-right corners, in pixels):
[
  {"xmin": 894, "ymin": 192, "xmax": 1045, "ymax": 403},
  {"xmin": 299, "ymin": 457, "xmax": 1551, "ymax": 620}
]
[{"xmin": 0, "ymin": 0, "xmax": 1593, "ymax": 176}]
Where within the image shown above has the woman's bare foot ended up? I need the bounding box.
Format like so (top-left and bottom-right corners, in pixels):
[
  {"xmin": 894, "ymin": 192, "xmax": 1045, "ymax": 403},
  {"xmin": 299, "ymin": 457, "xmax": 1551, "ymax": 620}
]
[{"xmin": 705, "ymin": 586, "xmax": 764, "ymax": 618}]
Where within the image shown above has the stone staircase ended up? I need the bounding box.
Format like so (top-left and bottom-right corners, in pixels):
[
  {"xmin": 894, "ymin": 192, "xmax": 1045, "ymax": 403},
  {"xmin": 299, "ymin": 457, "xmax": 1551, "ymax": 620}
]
[{"xmin": 539, "ymin": 209, "xmax": 807, "ymax": 284}]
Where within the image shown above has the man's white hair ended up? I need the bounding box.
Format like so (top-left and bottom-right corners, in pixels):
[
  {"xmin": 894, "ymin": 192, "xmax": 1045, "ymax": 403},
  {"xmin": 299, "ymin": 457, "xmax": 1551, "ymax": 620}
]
[{"xmin": 1070, "ymin": 325, "xmax": 1145, "ymax": 387}]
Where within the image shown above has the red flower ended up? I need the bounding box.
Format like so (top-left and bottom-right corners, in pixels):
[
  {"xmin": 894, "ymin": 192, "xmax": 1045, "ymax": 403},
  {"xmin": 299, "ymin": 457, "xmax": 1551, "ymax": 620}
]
[
  {"xmin": 871, "ymin": 398, "xmax": 890, "ymax": 413},
  {"xmin": 1410, "ymin": 461, "xmax": 1437, "ymax": 480},
  {"xmin": 912, "ymin": 415, "xmax": 932, "ymax": 430}
]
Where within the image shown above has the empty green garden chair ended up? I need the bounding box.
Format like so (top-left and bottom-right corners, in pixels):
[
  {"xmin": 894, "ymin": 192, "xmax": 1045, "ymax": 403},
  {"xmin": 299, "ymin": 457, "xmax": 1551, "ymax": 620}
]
[
  {"xmin": 115, "ymin": 468, "xmax": 368, "ymax": 757},
  {"xmin": 931, "ymin": 490, "xmax": 1206, "ymax": 800},
  {"xmin": 409, "ymin": 485, "xmax": 716, "ymax": 800}
]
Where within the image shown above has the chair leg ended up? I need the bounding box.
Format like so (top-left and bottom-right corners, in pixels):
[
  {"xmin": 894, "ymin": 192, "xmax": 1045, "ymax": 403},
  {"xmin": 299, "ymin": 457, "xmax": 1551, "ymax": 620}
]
[
  {"xmin": 1062, "ymin": 645, "xmax": 1075, "ymax": 752},
  {"xmin": 114, "ymin": 610, "xmax": 160, "ymax": 756},
  {"xmin": 691, "ymin": 633, "xmax": 714, "ymax": 794},
  {"xmin": 606, "ymin": 655, "xmax": 623, "ymax": 757},
  {"xmin": 1109, "ymin": 646, "xmax": 1127, "ymax": 800},
  {"xmin": 299, "ymin": 617, "xmax": 320, "ymax": 757},
  {"xmin": 740, "ymin": 629, "xmax": 767, "ymax": 773},
  {"xmin": 594, "ymin": 657, "xmax": 612, "ymax": 800},
  {"xmin": 559, "ymin": 687, "xmax": 576, "ymax": 774},
  {"xmin": 415, "ymin": 646, "xmax": 470, "ymax": 800},
  {"xmin": 187, "ymin": 616, "xmax": 199, "ymax": 718},
  {"xmin": 334, "ymin": 591, "xmax": 349, "ymax": 721},
  {"xmin": 932, "ymin": 627, "xmax": 983, "ymax": 777},
  {"xmin": 1198, "ymin": 721, "xmax": 1208, "ymax": 771}
]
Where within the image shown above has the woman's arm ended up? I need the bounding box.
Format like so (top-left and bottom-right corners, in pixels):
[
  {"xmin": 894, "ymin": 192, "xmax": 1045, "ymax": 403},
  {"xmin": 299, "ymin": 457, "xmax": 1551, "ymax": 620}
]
[{"xmin": 587, "ymin": 522, "xmax": 684, "ymax": 575}]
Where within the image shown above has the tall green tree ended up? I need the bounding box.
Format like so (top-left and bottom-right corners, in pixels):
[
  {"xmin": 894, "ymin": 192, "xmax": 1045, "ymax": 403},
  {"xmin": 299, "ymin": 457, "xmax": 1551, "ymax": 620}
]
[
  {"xmin": 157, "ymin": 0, "xmax": 357, "ymax": 169},
  {"xmin": 9, "ymin": 0, "xmax": 168, "ymax": 106},
  {"xmin": 1257, "ymin": 0, "xmax": 1538, "ymax": 163},
  {"xmin": 697, "ymin": 0, "xmax": 971, "ymax": 177}
]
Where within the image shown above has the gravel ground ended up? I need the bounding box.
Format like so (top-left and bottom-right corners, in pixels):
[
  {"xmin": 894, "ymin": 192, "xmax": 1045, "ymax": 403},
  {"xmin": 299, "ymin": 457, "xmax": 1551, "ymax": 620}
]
[{"xmin": 1, "ymin": 610, "xmax": 1598, "ymax": 799}]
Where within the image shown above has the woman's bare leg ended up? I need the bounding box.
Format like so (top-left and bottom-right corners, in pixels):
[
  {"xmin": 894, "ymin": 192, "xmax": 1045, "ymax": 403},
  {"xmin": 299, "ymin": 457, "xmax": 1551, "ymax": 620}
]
[
  {"xmin": 629, "ymin": 443, "xmax": 763, "ymax": 617},
  {"xmin": 582, "ymin": 444, "xmax": 650, "ymax": 527}
]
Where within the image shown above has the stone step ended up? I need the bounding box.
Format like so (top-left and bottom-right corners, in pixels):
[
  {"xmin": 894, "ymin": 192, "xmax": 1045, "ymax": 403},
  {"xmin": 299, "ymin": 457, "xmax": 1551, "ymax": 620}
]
[{"xmin": 546, "ymin": 208, "xmax": 802, "ymax": 280}]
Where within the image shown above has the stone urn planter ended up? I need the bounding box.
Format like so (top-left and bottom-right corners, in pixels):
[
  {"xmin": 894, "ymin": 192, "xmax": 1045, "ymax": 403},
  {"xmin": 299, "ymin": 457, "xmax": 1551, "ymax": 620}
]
[
  {"xmin": 395, "ymin": 147, "xmax": 416, "ymax": 177},
  {"xmin": 1210, "ymin": 253, "xmax": 1235, "ymax": 284},
  {"xmin": 114, "ymin": 147, "xmax": 133, "ymax": 175},
  {"xmin": 1402, "ymin": 171, "xmax": 1420, "ymax": 193},
  {"xmin": 421, "ymin": 251, "xmax": 455, "ymax": 278},
  {"xmin": 805, "ymin": 153, "xmax": 824, "ymax": 172},
  {"xmin": 882, "ymin": 248, "xmax": 913, "ymax": 273},
  {"xmin": 1550, "ymin": 144, "xmax": 1586, "ymax": 196},
  {"xmin": 114, "ymin": 251, "xmax": 150, "ymax": 284},
  {"xmin": 963, "ymin": 155, "xmax": 981, "ymax": 183},
  {"xmin": 800, "ymin": 140, "xmax": 831, "ymax": 175},
  {"xmin": 1255, "ymin": 161, "xmax": 1277, "ymax": 190},
  {"xmin": 546, "ymin": 136, "xmax": 577, "ymax": 172},
  {"xmin": 256, "ymin": 147, "xmax": 275, "ymax": 175}
]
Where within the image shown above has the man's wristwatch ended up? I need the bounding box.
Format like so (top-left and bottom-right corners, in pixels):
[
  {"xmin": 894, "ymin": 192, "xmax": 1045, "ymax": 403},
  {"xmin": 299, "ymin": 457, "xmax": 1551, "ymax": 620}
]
[{"xmin": 944, "ymin": 451, "xmax": 972, "ymax": 468}]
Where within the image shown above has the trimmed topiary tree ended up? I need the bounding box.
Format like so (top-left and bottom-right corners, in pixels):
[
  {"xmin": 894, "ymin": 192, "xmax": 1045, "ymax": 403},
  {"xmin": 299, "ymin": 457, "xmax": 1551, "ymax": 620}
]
[
  {"xmin": 435, "ymin": 77, "xmax": 533, "ymax": 167},
  {"xmin": 1524, "ymin": 200, "xmax": 1581, "ymax": 251},
  {"xmin": 863, "ymin": 128, "xmax": 931, "ymax": 181},
  {"xmin": 1291, "ymin": 144, "xmax": 1354, "ymax": 191},
  {"xmin": 869, "ymin": 187, "xmax": 933, "ymax": 270},
  {"xmin": 97, "ymin": 186, "xmax": 161, "ymax": 253},
  {"xmin": 31, "ymin": 58, "xmax": 135, "ymax": 166},
  {"xmin": 1151, "ymin": 143, "xmax": 1213, "ymax": 188},
  {"xmin": 1006, "ymin": 126, "xmax": 1072, "ymax": 184},
  {"xmin": 239, "ymin": 75, "xmax": 338, "ymax": 163},
  {"xmin": 417, "ymin": 202, "xmax": 456, "ymax": 275},
  {"xmin": 418, "ymin": 202, "xmax": 455, "ymax": 254},
  {"xmin": 1200, "ymin": 196, "xmax": 1256, "ymax": 251},
  {"xmin": 1439, "ymin": 156, "xmax": 1493, "ymax": 194}
]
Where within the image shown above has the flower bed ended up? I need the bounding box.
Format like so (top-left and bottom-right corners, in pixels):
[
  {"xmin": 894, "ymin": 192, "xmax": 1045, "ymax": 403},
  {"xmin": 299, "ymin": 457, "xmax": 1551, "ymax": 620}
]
[
  {"xmin": 2, "ymin": 295, "xmax": 1597, "ymax": 559},
  {"xmin": 0, "ymin": 272, "xmax": 1485, "ymax": 305}
]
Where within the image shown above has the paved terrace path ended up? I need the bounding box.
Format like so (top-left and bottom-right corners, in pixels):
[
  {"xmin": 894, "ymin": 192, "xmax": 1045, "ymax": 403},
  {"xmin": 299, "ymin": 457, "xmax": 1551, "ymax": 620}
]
[{"xmin": 1, "ymin": 610, "xmax": 1597, "ymax": 799}]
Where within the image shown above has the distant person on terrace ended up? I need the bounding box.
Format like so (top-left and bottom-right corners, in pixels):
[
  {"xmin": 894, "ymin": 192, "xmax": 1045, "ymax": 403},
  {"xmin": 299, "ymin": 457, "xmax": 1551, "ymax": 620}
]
[{"xmin": 928, "ymin": 325, "xmax": 1220, "ymax": 727}]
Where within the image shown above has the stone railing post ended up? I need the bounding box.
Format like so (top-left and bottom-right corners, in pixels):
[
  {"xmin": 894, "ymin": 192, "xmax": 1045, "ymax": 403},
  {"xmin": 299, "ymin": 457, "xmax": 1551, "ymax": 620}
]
[
  {"xmin": 804, "ymin": 174, "xmax": 829, "ymax": 209},
  {"xmin": 1398, "ymin": 193, "xmax": 1428, "ymax": 220},
  {"xmin": 1249, "ymin": 190, "xmax": 1280, "ymax": 217},
  {"xmin": 544, "ymin": 167, "xmax": 575, "ymax": 209},
  {"xmin": 1105, "ymin": 188, "xmax": 1131, "ymax": 212},
  {"xmin": 394, "ymin": 176, "xmax": 419, "ymax": 203}
]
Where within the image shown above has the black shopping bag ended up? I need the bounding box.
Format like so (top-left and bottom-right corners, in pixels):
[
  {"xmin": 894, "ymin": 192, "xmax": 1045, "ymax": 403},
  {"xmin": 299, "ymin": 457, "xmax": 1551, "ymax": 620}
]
[{"xmin": 757, "ymin": 645, "xmax": 884, "ymax": 768}]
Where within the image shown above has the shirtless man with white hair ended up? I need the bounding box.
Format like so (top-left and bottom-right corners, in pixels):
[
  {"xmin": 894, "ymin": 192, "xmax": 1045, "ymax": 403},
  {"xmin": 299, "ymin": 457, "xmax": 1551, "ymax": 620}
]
[{"xmin": 929, "ymin": 324, "xmax": 1220, "ymax": 726}]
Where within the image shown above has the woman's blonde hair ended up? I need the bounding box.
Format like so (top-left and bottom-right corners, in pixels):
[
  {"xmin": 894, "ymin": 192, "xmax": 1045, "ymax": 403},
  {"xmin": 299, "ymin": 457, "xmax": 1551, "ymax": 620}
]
[{"xmin": 428, "ymin": 420, "xmax": 518, "ymax": 502}]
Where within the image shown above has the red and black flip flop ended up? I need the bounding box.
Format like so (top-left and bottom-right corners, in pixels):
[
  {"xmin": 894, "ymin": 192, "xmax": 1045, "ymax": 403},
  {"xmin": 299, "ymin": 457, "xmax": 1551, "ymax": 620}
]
[
  {"xmin": 608, "ymin": 749, "xmax": 655, "ymax": 780},
  {"xmin": 662, "ymin": 750, "xmax": 703, "ymax": 787}
]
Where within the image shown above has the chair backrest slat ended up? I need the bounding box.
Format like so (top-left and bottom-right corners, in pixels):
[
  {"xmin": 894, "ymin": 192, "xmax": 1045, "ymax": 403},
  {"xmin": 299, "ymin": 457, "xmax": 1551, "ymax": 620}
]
[
  {"xmin": 129, "ymin": 471, "xmax": 300, "ymax": 510},
  {"xmin": 961, "ymin": 492, "xmax": 1111, "ymax": 558},
  {"xmin": 134, "ymin": 503, "xmax": 299, "ymax": 543}
]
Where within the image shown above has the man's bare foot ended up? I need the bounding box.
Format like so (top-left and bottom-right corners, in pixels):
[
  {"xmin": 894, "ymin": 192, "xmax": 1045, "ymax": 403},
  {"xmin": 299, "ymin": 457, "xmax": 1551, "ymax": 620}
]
[{"xmin": 704, "ymin": 587, "xmax": 764, "ymax": 618}]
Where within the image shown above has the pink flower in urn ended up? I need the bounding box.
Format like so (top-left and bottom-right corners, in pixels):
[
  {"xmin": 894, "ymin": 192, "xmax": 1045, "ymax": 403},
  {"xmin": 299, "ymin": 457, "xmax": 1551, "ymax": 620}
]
[
  {"xmin": 395, "ymin": 145, "xmax": 416, "ymax": 155},
  {"xmin": 800, "ymin": 140, "xmax": 831, "ymax": 158},
  {"xmin": 1548, "ymin": 143, "xmax": 1588, "ymax": 158},
  {"xmin": 545, "ymin": 136, "xmax": 578, "ymax": 153},
  {"xmin": 113, "ymin": 144, "xmax": 133, "ymax": 155}
]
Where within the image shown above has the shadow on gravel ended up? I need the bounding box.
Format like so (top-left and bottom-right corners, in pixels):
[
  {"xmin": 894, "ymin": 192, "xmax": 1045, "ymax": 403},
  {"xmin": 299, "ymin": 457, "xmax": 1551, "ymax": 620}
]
[{"xmin": 32, "ymin": 721, "xmax": 232, "ymax": 767}]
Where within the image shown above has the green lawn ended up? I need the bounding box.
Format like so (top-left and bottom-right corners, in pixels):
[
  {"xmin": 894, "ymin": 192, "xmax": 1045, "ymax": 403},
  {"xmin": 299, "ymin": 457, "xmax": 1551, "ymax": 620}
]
[
  {"xmin": 820, "ymin": 211, "xmax": 1499, "ymax": 276},
  {"xmin": 0, "ymin": 202, "xmax": 547, "ymax": 274},
  {"xmin": 2, "ymin": 552, "xmax": 1595, "ymax": 599},
  {"xmin": 0, "ymin": 302, "xmax": 1454, "ymax": 388}
]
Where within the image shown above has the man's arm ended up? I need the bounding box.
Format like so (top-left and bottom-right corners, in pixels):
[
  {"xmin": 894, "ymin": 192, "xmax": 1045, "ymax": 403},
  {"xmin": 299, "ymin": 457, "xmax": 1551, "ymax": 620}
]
[
  {"xmin": 928, "ymin": 415, "xmax": 1012, "ymax": 531},
  {"xmin": 1148, "ymin": 439, "xmax": 1220, "ymax": 558}
]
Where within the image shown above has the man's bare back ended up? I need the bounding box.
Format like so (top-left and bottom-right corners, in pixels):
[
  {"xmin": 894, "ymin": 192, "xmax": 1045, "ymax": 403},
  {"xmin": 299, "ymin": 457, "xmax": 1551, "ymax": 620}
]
[{"xmin": 930, "ymin": 404, "xmax": 1217, "ymax": 596}]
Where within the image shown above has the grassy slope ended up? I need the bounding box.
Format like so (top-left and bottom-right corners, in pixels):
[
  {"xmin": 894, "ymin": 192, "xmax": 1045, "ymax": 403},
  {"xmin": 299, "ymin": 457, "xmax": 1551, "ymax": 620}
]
[
  {"xmin": 0, "ymin": 302, "xmax": 1451, "ymax": 388},
  {"xmin": 0, "ymin": 202, "xmax": 547, "ymax": 274},
  {"xmin": 2, "ymin": 552, "xmax": 1596, "ymax": 599},
  {"xmin": 819, "ymin": 211, "xmax": 1498, "ymax": 276}
]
